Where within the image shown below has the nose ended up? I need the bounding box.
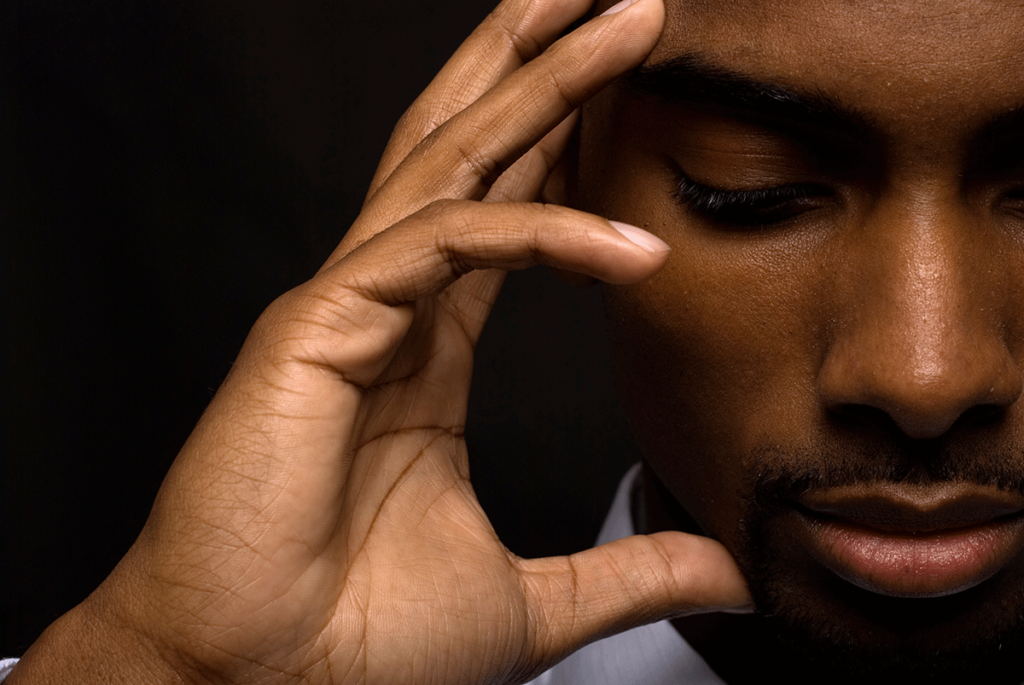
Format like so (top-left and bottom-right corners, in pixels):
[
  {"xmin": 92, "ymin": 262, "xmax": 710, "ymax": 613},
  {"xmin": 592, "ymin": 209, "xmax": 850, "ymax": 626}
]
[{"xmin": 817, "ymin": 201, "xmax": 1022, "ymax": 439}]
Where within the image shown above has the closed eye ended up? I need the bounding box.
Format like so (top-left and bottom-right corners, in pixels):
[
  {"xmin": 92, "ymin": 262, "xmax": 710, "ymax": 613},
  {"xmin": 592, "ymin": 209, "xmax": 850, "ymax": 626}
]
[{"xmin": 674, "ymin": 172, "xmax": 833, "ymax": 227}]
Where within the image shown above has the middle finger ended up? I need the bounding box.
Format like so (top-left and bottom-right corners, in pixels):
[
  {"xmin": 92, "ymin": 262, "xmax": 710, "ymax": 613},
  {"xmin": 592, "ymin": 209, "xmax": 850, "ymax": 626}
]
[{"xmin": 341, "ymin": 0, "xmax": 664, "ymax": 259}]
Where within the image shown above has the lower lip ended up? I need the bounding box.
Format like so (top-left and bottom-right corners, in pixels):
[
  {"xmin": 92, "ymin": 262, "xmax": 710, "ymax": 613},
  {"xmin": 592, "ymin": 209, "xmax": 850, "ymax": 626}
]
[{"xmin": 792, "ymin": 512, "xmax": 1024, "ymax": 598}]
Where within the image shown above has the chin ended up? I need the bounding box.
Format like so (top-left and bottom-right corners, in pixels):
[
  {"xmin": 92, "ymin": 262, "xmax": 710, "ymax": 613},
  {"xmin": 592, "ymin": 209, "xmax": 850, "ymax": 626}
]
[{"xmin": 738, "ymin": 517, "xmax": 1024, "ymax": 684}]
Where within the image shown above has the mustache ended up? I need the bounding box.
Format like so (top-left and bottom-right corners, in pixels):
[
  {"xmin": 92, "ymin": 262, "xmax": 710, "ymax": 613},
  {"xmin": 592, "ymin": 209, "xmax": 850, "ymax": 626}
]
[{"xmin": 747, "ymin": 437, "xmax": 1024, "ymax": 509}]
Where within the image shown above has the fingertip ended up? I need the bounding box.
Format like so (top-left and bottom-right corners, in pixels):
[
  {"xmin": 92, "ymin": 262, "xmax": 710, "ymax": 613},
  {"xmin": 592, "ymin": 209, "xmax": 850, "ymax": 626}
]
[
  {"xmin": 579, "ymin": 0, "xmax": 665, "ymax": 72},
  {"xmin": 516, "ymin": 530, "xmax": 758, "ymax": 675},
  {"xmin": 599, "ymin": 0, "xmax": 641, "ymax": 15},
  {"xmin": 598, "ymin": 0, "xmax": 663, "ymax": 17},
  {"xmin": 596, "ymin": 0, "xmax": 665, "ymax": 37},
  {"xmin": 592, "ymin": 221, "xmax": 671, "ymax": 285},
  {"xmin": 639, "ymin": 530, "xmax": 754, "ymax": 617},
  {"xmin": 608, "ymin": 221, "xmax": 670, "ymax": 254}
]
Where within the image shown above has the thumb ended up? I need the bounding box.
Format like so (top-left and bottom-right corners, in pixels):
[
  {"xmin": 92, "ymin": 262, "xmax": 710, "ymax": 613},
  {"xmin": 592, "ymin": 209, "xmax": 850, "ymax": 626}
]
[{"xmin": 518, "ymin": 532, "xmax": 753, "ymax": 668}]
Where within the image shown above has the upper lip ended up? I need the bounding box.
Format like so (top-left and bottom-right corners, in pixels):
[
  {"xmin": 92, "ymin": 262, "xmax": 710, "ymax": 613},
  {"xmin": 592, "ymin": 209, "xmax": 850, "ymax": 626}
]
[{"xmin": 797, "ymin": 483, "xmax": 1024, "ymax": 533}]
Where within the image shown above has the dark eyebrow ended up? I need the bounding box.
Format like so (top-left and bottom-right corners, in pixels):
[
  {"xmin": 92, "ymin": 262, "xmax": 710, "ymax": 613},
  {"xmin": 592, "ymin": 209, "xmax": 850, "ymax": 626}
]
[{"xmin": 625, "ymin": 54, "xmax": 875, "ymax": 144}]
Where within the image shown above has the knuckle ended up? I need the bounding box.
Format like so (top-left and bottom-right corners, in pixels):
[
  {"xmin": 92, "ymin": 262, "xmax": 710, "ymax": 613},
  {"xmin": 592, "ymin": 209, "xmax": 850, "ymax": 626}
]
[
  {"xmin": 480, "ymin": 5, "xmax": 544, "ymax": 64},
  {"xmin": 395, "ymin": 102, "xmax": 449, "ymax": 148},
  {"xmin": 493, "ymin": 15, "xmax": 545, "ymax": 64},
  {"xmin": 379, "ymin": 198, "xmax": 481, "ymax": 277},
  {"xmin": 453, "ymin": 131, "xmax": 507, "ymax": 186},
  {"xmin": 255, "ymin": 286, "xmax": 304, "ymax": 334},
  {"xmin": 536, "ymin": 58, "xmax": 584, "ymax": 108},
  {"xmin": 393, "ymin": 106, "xmax": 432, "ymax": 145},
  {"xmin": 422, "ymin": 115, "xmax": 515, "ymax": 189},
  {"xmin": 257, "ymin": 279, "xmax": 357, "ymax": 344},
  {"xmin": 419, "ymin": 199, "xmax": 487, "ymax": 249}
]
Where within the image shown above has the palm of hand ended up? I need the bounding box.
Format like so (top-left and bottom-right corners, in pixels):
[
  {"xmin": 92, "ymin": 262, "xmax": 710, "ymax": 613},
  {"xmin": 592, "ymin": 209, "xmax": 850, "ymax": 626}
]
[
  {"xmin": 139, "ymin": 282, "xmax": 524, "ymax": 684},
  {"xmin": 42, "ymin": 1, "xmax": 754, "ymax": 684}
]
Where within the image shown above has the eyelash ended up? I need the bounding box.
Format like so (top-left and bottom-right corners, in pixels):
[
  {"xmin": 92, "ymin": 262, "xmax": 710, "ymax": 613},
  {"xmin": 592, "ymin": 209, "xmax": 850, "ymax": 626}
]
[{"xmin": 673, "ymin": 173, "xmax": 832, "ymax": 227}]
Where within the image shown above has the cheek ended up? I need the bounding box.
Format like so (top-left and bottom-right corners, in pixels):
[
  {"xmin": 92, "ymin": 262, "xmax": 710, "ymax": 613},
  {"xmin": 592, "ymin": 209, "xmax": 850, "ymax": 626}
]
[
  {"xmin": 598, "ymin": 198, "xmax": 834, "ymax": 544},
  {"xmin": 579, "ymin": 90, "xmax": 835, "ymax": 543}
]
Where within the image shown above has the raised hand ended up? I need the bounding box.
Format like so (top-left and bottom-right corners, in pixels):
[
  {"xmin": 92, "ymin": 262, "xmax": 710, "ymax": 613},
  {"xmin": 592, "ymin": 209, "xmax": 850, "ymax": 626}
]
[{"xmin": 11, "ymin": 0, "xmax": 751, "ymax": 683}]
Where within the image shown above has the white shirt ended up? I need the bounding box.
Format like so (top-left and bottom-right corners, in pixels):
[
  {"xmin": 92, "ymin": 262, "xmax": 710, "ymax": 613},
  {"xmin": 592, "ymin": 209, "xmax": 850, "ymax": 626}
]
[{"xmin": 0, "ymin": 658, "xmax": 18, "ymax": 682}]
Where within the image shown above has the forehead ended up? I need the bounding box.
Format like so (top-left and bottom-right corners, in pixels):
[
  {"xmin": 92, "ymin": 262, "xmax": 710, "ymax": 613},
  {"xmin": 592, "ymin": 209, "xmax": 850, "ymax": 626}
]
[{"xmin": 652, "ymin": 0, "xmax": 1024, "ymax": 130}]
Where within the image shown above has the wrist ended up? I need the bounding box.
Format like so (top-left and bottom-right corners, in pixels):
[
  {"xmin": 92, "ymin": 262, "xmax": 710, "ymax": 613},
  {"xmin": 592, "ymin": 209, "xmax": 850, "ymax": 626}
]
[{"xmin": 7, "ymin": 586, "xmax": 208, "ymax": 685}]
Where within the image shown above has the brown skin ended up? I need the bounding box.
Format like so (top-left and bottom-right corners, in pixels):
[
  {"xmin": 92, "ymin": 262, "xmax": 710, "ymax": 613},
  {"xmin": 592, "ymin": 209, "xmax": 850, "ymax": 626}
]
[
  {"xmin": 582, "ymin": 0, "xmax": 1024, "ymax": 682},
  {"xmin": 14, "ymin": 0, "xmax": 1022, "ymax": 683},
  {"xmin": 9, "ymin": 1, "xmax": 753, "ymax": 684}
]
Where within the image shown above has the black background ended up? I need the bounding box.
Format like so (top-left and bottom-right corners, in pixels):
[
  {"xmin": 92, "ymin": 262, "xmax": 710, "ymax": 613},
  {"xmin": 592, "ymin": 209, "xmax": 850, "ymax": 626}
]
[{"xmin": 4, "ymin": 0, "xmax": 641, "ymax": 655}]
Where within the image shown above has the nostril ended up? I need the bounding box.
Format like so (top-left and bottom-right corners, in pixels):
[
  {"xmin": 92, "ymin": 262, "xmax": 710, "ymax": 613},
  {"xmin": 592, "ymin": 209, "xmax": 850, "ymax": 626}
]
[
  {"xmin": 828, "ymin": 403, "xmax": 901, "ymax": 433},
  {"xmin": 818, "ymin": 337, "xmax": 1023, "ymax": 440},
  {"xmin": 958, "ymin": 403, "xmax": 1007, "ymax": 429},
  {"xmin": 828, "ymin": 401, "xmax": 1008, "ymax": 437}
]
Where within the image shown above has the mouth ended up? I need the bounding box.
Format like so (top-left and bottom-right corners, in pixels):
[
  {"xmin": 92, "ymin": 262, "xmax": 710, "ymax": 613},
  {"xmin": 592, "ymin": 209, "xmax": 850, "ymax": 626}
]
[{"xmin": 788, "ymin": 483, "xmax": 1024, "ymax": 598}]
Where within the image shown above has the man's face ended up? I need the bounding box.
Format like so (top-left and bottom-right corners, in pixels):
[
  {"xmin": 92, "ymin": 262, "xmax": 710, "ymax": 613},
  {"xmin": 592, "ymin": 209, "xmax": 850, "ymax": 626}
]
[{"xmin": 580, "ymin": 0, "xmax": 1024, "ymax": 678}]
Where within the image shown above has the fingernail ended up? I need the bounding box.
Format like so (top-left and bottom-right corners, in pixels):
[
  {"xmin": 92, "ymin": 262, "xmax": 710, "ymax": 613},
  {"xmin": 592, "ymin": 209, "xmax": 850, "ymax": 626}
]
[
  {"xmin": 600, "ymin": 0, "xmax": 641, "ymax": 16},
  {"xmin": 609, "ymin": 221, "xmax": 670, "ymax": 253}
]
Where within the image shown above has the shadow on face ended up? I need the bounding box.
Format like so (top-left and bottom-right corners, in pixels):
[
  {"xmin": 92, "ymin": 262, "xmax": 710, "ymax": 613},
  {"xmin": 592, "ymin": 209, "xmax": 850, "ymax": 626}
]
[{"xmin": 578, "ymin": 1, "xmax": 1024, "ymax": 681}]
